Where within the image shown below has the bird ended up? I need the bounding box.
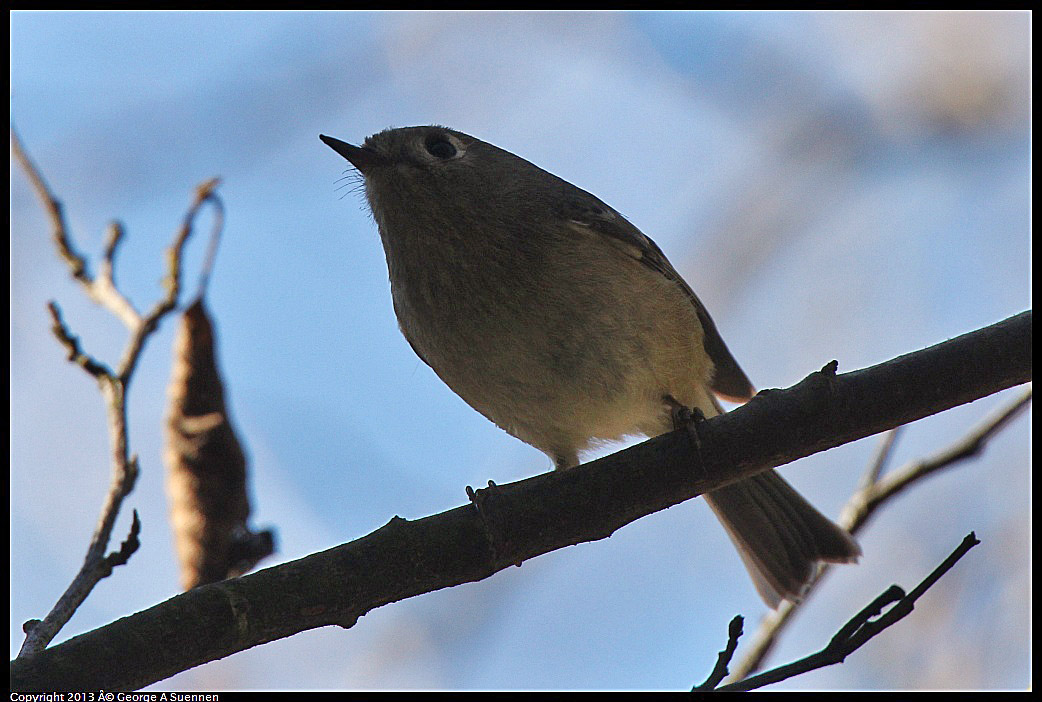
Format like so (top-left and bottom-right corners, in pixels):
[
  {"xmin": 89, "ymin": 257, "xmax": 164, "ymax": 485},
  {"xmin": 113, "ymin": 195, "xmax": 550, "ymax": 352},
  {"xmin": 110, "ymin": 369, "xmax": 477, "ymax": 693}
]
[{"xmin": 321, "ymin": 126, "xmax": 860, "ymax": 606}]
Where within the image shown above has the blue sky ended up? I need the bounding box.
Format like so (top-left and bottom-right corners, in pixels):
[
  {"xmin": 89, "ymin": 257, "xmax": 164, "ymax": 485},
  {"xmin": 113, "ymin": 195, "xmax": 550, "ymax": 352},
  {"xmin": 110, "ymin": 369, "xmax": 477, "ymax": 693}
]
[{"xmin": 10, "ymin": 11, "xmax": 1030, "ymax": 690}]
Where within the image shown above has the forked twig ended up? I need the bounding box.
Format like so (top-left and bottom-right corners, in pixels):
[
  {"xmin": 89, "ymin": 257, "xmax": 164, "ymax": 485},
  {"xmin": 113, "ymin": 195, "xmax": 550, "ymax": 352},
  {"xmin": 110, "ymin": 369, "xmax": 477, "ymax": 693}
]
[
  {"xmin": 727, "ymin": 387, "xmax": 1031, "ymax": 680},
  {"xmin": 712, "ymin": 533, "xmax": 980, "ymax": 691},
  {"xmin": 12, "ymin": 126, "xmax": 223, "ymax": 657}
]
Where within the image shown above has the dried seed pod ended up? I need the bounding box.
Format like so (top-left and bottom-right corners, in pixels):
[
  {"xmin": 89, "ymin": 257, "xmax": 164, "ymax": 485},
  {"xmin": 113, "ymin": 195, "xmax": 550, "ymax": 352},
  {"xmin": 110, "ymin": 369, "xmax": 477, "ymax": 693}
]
[{"xmin": 164, "ymin": 298, "xmax": 274, "ymax": 590}]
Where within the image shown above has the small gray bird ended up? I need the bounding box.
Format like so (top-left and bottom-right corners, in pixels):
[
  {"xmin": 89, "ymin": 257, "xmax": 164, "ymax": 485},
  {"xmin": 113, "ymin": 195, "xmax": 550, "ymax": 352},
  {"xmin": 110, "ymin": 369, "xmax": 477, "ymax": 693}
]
[{"xmin": 321, "ymin": 126, "xmax": 859, "ymax": 607}]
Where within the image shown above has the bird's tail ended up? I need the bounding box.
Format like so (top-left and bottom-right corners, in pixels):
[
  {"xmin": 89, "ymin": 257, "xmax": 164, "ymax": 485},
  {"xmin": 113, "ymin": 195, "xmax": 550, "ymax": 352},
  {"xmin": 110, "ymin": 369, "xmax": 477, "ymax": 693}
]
[{"xmin": 704, "ymin": 469, "xmax": 861, "ymax": 607}]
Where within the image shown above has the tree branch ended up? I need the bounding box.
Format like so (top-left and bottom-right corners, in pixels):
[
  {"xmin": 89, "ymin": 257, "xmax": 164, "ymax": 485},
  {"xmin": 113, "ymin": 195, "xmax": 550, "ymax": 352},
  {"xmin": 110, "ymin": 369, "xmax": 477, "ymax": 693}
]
[
  {"xmin": 11, "ymin": 127, "xmax": 223, "ymax": 657},
  {"xmin": 9, "ymin": 310, "xmax": 1031, "ymax": 691},
  {"xmin": 693, "ymin": 615, "xmax": 744, "ymax": 690},
  {"xmin": 715, "ymin": 533, "xmax": 981, "ymax": 691},
  {"xmin": 726, "ymin": 385, "xmax": 1032, "ymax": 680}
]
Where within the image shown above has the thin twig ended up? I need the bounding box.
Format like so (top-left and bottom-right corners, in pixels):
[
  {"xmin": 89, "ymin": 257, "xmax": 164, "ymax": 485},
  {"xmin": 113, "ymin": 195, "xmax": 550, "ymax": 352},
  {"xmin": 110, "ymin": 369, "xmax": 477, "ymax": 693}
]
[
  {"xmin": 118, "ymin": 177, "xmax": 222, "ymax": 384},
  {"xmin": 693, "ymin": 615, "xmax": 744, "ymax": 691},
  {"xmin": 850, "ymin": 387, "xmax": 1032, "ymax": 526},
  {"xmin": 716, "ymin": 533, "xmax": 980, "ymax": 691},
  {"xmin": 191, "ymin": 187, "xmax": 226, "ymax": 303},
  {"xmin": 727, "ymin": 387, "xmax": 1031, "ymax": 680},
  {"xmin": 12, "ymin": 128, "xmax": 137, "ymax": 327},
  {"xmin": 46, "ymin": 301, "xmax": 112, "ymax": 379},
  {"xmin": 857, "ymin": 426, "xmax": 902, "ymax": 493},
  {"xmin": 94, "ymin": 221, "xmax": 141, "ymax": 329},
  {"xmin": 12, "ymin": 126, "xmax": 223, "ymax": 657},
  {"xmin": 10, "ymin": 125, "xmax": 89, "ymax": 282}
]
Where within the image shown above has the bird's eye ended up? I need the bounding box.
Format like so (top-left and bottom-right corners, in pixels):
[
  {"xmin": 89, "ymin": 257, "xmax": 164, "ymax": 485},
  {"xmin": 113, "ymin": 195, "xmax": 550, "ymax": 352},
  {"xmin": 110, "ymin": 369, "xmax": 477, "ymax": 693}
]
[{"xmin": 425, "ymin": 135, "xmax": 457, "ymax": 159}]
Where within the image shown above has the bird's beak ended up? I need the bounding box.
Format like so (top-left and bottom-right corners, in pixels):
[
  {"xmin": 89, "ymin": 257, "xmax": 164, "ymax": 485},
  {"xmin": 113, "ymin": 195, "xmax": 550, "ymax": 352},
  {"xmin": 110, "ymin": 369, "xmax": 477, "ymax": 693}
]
[{"xmin": 319, "ymin": 134, "xmax": 388, "ymax": 174}]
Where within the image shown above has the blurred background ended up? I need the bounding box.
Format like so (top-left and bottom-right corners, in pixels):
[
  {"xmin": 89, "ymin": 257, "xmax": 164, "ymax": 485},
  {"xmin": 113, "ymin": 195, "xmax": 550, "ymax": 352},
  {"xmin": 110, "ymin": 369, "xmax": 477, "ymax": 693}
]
[{"xmin": 10, "ymin": 10, "xmax": 1030, "ymax": 691}]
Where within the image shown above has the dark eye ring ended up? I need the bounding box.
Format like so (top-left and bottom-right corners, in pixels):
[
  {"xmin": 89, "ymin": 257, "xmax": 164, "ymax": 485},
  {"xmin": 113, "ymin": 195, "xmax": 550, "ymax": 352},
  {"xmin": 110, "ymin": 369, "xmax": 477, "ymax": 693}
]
[{"xmin": 425, "ymin": 136, "xmax": 457, "ymax": 159}]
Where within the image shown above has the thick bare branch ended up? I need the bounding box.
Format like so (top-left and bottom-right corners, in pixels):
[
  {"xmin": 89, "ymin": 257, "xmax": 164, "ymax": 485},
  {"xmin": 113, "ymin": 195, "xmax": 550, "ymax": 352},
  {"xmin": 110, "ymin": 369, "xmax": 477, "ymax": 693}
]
[{"xmin": 9, "ymin": 311, "xmax": 1031, "ymax": 692}]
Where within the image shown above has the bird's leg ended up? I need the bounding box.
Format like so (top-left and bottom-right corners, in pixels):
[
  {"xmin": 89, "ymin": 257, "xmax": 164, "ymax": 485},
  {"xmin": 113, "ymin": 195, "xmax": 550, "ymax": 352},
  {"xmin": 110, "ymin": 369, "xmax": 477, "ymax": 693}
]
[{"xmin": 664, "ymin": 394, "xmax": 706, "ymax": 475}]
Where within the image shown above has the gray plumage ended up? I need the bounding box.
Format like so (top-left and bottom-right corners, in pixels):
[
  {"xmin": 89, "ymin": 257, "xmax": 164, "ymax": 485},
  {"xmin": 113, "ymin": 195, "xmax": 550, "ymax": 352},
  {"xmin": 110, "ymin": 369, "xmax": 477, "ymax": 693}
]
[{"xmin": 321, "ymin": 126, "xmax": 859, "ymax": 607}]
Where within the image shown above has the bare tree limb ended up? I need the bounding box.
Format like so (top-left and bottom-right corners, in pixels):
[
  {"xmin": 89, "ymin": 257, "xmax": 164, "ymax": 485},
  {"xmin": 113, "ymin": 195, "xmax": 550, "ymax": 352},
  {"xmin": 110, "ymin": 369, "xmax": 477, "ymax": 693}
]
[
  {"xmin": 848, "ymin": 387, "xmax": 1032, "ymax": 524},
  {"xmin": 714, "ymin": 533, "xmax": 981, "ymax": 691},
  {"xmin": 726, "ymin": 385, "xmax": 1032, "ymax": 680},
  {"xmin": 9, "ymin": 310, "xmax": 1031, "ymax": 691},
  {"xmin": 11, "ymin": 127, "xmax": 223, "ymax": 657}
]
